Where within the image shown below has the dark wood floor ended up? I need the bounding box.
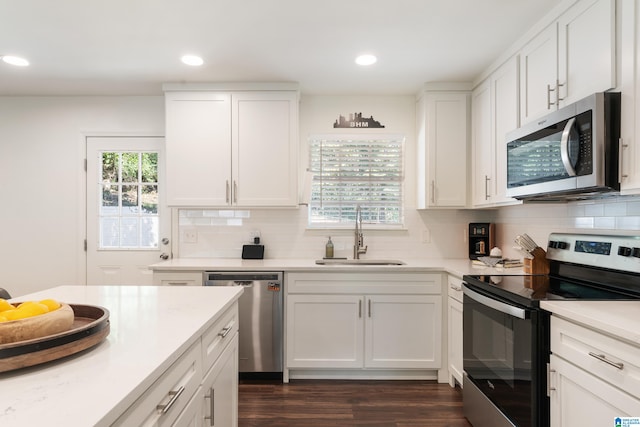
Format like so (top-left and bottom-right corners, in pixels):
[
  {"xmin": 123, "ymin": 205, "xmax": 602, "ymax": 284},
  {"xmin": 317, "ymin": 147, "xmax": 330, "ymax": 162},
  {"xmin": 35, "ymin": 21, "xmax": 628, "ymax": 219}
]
[{"xmin": 238, "ymin": 379, "xmax": 472, "ymax": 427}]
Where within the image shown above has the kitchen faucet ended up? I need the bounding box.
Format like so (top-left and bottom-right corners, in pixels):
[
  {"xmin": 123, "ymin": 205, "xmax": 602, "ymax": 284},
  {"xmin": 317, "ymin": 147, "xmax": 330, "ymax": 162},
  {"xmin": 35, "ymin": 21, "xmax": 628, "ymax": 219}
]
[{"xmin": 353, "ymin": 204, "xmax": 368, "ymax": 259}]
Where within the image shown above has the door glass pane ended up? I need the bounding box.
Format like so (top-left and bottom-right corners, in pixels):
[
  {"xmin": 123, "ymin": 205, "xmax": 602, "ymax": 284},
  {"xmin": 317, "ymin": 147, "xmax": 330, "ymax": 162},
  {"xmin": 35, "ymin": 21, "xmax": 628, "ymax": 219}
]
[
  {"xmin": 141, "ymin": 153, "xmax": 158, "ymax": 183},
  {"xmin": 141, "ymin": 184, "xmax": 158, "ymax": 214},
  {"xmin": 98, "ymin": 150, "xmax": 159, "ymax": 249},
  {"xmin": 122, "ymin": 184, "xmax": 139, "ymax": 210},
  {"xmin": 121, "ymin": 152, "xmax": 139, "ymax": 182}
]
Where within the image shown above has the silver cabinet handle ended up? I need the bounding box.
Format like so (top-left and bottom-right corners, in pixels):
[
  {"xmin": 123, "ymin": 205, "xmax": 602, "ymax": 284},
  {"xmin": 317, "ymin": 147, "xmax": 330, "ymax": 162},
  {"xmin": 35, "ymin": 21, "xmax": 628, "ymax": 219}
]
[
  {"xmin": 225, "ymin": 180, "xmax": 230, "ymax": 203},
  {"xmin": 619, "ymin": 138, "xmax": 629, "ymax": 180},
  {"xmin": 547, "ymin": 363, "xmax": 556, "ymax": 396},
  {"xmin": 547, "ymin": 84, "xmax": 555, "ymax": 109},
  {"xmin": 204, "ymin": 387, "xmax": 215, "ymax": 426},
  {"xmin": 588, "ymin": 352, "xmax": 624, "ymax": 370},
  {"xmin": 451, "ymin": 285, "xmax": 462, "ymax": 292},
  {"xmin": 218, "ymin": 326, "xmax": 232, "ymax": 338},
  {"xmin": 156, "ymin": 385, "xmax": 185, "ymax": 414},
  {"xmin": 358, "ymin": 300, "xmax": 362, "ymax": 318},
  {"xmin": 484, "ymin": 175, "xmax": 490, "ymax": 200},
  {"xmin": 233, "ymin": 180, "xmax": 238, "ymax": 204},
  {"xmin": 368, "ymin": 299, "xmax": 372, "ymax": 318},
  {"xmin": 430, "ymin": 181, "xmax": 435, "ymax": 204},
  {"xmin": 167, "ymin": 281, "xmax": 189, "ymax": 286}
]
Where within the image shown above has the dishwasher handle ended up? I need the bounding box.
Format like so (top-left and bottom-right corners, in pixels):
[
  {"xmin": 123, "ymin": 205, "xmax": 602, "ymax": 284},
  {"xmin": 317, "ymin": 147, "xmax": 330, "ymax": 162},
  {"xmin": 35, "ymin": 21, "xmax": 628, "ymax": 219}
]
[{"xmin": 203, "ymin": 271, "xmax": 283, "ymax": 285}]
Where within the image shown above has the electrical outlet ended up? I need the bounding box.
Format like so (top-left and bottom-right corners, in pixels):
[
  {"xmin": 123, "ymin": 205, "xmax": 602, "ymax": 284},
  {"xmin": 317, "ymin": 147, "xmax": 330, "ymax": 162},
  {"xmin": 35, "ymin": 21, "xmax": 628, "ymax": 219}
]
[
  {"xmin": 183, "ymin": 229, "xmax": 197, "ymax": 243},
  {"xmin": 421, "ymin": 228, "xmax": 431, "ymax": 243}
]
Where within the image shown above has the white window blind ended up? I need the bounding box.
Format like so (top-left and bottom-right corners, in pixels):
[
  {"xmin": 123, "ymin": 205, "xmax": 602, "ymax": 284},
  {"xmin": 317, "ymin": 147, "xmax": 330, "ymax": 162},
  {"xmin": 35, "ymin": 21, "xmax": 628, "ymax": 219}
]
[{"xmin": 308, "ymin": 135, "xmax": 404, "ymax": 227}]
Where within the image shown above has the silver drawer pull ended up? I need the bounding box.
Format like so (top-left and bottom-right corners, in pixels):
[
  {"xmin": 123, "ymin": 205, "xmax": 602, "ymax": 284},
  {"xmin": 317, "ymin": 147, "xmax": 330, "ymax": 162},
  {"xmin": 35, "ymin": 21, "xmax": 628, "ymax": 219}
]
[
  {"xmin": 204, "ymin": 387, "xmax": 215, "ymax": 426},
  {"xmin": 156, "ymin": 385, "xmax": 185, "ymax": 414},
  {"xmin": 588, "ymin": 352, "xmax": 624, "ymax": 370},
  {"xmin": 218, "ymin": 326, "xmax": 232, "ymax": 338},
  {"xmin": 451, "ymin": 285, "xmax": 462, "ymax": 292}
]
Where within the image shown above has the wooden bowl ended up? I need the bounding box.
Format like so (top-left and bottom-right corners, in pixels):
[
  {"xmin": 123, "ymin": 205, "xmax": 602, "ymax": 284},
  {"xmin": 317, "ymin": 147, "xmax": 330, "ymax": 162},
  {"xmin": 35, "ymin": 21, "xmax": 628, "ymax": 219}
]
[{"xmin": 0, "ymin": 303, "xmax": 75, "ymax": 345}]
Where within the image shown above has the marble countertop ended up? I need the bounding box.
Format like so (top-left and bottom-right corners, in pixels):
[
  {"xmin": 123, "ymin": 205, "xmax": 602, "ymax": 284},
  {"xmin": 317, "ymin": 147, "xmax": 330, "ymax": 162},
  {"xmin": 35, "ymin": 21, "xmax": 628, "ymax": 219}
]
[
  {"xmin": 149, "ymin": 257, "xmax": 524, "ymax": 278},
  {"xmin": 0, "ymin": 285, "xmax": 243, "ymax": 427},
  {"xmin": 541, "ymin": 300, "xmax": 640, "ymax": 346}
]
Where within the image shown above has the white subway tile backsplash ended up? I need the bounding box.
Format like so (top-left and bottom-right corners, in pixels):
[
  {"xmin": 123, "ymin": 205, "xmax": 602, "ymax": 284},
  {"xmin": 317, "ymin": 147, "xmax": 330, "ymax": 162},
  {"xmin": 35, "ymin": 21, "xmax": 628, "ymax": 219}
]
[{"xmin": 177, "ymin": 195, "xmax": 640, "ymax": 260}]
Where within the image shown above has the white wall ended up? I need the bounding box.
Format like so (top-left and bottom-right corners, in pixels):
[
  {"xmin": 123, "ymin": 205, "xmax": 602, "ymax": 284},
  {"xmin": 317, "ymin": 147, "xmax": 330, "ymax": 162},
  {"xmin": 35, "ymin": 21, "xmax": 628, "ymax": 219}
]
[{"xmin": 0, "ymin": 96, "xmax": 164, "ymax": 297}]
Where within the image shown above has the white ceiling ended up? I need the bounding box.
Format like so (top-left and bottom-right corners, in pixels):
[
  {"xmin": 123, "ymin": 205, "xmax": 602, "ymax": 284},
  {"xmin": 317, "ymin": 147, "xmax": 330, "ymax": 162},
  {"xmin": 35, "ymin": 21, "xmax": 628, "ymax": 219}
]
[{"xmin": 0, "ymin": 0, "xmax": 562, "ymax": 96}]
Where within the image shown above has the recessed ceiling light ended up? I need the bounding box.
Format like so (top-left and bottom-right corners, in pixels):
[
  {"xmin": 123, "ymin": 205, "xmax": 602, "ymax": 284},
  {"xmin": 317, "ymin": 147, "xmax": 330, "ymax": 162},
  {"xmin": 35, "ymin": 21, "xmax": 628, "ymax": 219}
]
[
  {"xmin": 181, "ymin": 55, "xmax": 204, "ymax": 66},
  {"xmin": 1, "ymin": 55, "xmax": 29, "ymax": 66},
  {"xmin": 355, "ymin": 54, "xmax": 377, "ymax": 66}
]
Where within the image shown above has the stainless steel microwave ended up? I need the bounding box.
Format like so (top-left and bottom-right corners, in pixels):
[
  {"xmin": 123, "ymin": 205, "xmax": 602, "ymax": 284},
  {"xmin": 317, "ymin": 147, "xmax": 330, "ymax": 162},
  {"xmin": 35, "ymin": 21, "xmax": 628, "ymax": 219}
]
[{"xmin": 505, "ymin": 92, "xmax": 620, "ymax": 201}]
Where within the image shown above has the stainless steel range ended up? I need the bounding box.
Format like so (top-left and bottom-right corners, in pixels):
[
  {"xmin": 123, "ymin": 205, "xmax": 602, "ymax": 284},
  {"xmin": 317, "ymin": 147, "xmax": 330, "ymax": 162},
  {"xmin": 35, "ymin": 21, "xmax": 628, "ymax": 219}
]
[{"xmin": 462, "ymin": 233, "xmax": 640, "ymax": 427}]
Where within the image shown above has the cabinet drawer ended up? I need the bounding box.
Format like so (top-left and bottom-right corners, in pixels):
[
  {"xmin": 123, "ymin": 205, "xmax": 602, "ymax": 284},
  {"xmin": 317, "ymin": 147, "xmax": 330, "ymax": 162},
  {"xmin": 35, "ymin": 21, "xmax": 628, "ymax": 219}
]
[
  {"xmin": 113, "ymin": 340, "xmax": 203, "ymax": 427},
  {"xmin": 154, "ymin": 271, "xmax": 203, "ymax": 286},
  {"xmin": 448, "ymin": 275, "xmax": 463, "ymax": 303},
  {"xmin": 201, "ymin": 304, "xmax": 239, "ymax": 374},
  {"xmin": 551, "ymin": 316, "xmax": 640, "ymax": 398},
  {"xmin": 286, "ymin": 272, "xmax": 442, "ymax": 295}
]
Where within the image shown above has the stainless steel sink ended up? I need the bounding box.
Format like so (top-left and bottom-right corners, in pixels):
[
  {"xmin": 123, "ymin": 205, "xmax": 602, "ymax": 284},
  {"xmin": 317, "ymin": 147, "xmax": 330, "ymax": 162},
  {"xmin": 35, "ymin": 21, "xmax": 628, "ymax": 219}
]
[{"xmin": 315, "ymin": 259, "xmax": 405, "ymax": 265}]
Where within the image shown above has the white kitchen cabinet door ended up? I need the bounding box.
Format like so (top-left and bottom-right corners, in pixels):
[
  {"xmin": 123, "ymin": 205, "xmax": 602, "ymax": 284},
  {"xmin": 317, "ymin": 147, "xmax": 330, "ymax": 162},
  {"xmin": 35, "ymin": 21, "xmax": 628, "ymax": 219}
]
[
  {"xmin": 519, "ymin": 24, "xmax": 558, "ymax": 125},
  {"xmin": 557, "ymin": 0, "xmax": 615, "ymax": 107},
  {"xmin": 232, "ymin": 91, "xmax": 298, "ymax": 207},
  {"xmin": 165, "ymin": 92, "xmax": 232, "ymax": 206},
  {"xmin": 286, "ymin": 294, "xmax": 364, "ymax": 369},
  {"xmin": 447, "ymin": 287, "xmax": 463, "ymax": 387},
  {"xmin": 620, "ymin": 0, "xmax": 640, "ymax": 194},
  {"xmin": 471, "ymin": 80, "xmax": 494, "ymax": 207},
  {"xmin": 491, "ymin": 56, "xmax": 520, "ymax": 205},
  {"xmin": 417, "ymin": 91, "xmax": 469, "ymax": 208},
  {"xmin": 550, "ymin": 354, "xmax": 640, "ymax": 427},
  {"xmin": 365, "ymin": 295, "xmax": 441, "ymax": 369},
  {"xmin": 199, "ymin": 333, "xmax": 239, "ymax": 427}
]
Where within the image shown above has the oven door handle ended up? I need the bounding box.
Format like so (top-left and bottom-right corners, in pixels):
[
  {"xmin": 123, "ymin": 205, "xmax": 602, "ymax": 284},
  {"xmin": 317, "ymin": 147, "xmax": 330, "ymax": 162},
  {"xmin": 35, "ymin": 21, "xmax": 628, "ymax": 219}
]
[{"xmin": 462, "ymin": 284, "xmax": 527, "ymax": 319}]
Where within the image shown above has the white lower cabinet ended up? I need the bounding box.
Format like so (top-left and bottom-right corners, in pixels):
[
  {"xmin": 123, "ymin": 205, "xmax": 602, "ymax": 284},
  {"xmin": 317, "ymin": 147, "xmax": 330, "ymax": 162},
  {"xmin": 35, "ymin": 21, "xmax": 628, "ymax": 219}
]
[
  {"xmin": 113, "ymin": 303, "xmax": 239, "ymax": 427},
  {"xmin": 549, "ymin": 316, "xmax": 640, "ymax": 426},
  {"xmin": 199, "ymin": 333, "xmax": 239, "ymax": 427},
  {"xmin": 285, "ymin": 272, "xmax": 443, "ymax": 380},
  {"xmin": 153, "ymin": 271, "xmax": 203, "ymax": 286},
  {"xmin": 447, "ymin": 275, "xmax": 463, "ymax": 387}
]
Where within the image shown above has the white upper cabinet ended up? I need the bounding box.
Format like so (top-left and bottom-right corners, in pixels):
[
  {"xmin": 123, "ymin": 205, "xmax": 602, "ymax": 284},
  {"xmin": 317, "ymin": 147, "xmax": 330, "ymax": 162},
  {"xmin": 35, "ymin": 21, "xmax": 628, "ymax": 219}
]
[
  {"xmin": 417, "ymin": 87, "xmax": 470, "ymax": 208},
  {"xmin": 231, "ymin": 92, "xmax": 299, "ymax": 207},
  {"xmin": 557, "ymin": 0, "xmax": 616, "ymax": 106},
  {"xmin": 471, "ymin": 80, "xmax": 493, "ymax": 207},
  {"xmin": 165, "ymin": 88, "xmax": 299, "ymax": 207},
  {"xmin": 620, "ymin": 0, "xmax": 640, "ymax": 194},
  {"xmin": 520, "ymin": 24, "xmax": 558, "ymax": 124},
  {"xmin": 472, "ymin": 57, "xmax": 520, "ymax": 208},
  {"xmin": 519, "ymin": 0, "xmax": 615, "ymax": 125},
  {"xmin": 165, "ymin": 92, "xmax": 232, "ymax": 206}
]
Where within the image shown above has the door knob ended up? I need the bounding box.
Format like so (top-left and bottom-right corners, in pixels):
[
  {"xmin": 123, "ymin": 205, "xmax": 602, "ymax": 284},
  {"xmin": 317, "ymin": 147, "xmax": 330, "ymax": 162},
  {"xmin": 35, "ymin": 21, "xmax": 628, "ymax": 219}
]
[
  {"xmin": 161, "ymin": 238, "xmax": 170, "ymax": 245},
  {"xmin": 160, "ymin": 253, "xmax": 169, "ymax": 260}
]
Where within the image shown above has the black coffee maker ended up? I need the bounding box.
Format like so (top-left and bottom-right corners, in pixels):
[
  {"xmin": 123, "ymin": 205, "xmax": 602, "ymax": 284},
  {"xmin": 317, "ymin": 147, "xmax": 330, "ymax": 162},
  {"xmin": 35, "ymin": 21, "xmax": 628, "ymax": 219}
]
[{"xmin": 469, "ymin": 223, "xmax": 495, "ymax": 260}]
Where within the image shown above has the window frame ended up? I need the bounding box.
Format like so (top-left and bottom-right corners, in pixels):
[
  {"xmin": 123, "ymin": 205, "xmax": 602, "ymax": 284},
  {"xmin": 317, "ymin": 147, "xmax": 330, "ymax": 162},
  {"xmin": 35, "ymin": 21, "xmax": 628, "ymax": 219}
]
[{"xmin": 307, "ymin": 133, "xmax": 405, "ymax": 230}]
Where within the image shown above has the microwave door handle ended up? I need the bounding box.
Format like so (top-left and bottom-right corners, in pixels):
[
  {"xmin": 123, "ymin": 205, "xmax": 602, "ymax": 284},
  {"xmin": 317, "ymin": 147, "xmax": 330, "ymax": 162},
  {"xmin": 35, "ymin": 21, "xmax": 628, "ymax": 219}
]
[
  {"xmin": 462, "ymin": 284, "xmax": 526, "ymax": 319},
  {"xmin": 560, "ymin": 117, "xmax": 578, "ymax": 176}
]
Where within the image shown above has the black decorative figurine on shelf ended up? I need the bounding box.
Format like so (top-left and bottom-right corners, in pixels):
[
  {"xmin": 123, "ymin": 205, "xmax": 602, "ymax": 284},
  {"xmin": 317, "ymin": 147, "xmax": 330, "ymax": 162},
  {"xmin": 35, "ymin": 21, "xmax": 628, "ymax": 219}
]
[{"xmin": 333, "ymin": 112, "xmax": 385, "ymax": 128}]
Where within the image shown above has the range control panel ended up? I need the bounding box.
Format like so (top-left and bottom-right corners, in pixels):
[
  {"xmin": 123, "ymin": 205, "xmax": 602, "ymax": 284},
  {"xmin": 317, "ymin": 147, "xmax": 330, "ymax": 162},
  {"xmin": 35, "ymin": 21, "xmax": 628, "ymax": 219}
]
[{"xmin": 547, "ymin": 233, "xmax": 640, "ymax": 273}]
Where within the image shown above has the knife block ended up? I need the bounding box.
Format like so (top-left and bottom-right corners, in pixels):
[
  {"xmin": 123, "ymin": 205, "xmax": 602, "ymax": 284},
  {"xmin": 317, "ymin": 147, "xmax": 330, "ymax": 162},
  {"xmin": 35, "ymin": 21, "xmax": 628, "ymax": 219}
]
[{"xmin": 523, "ymin": 247, "xmax": 549, "ymax": 275}]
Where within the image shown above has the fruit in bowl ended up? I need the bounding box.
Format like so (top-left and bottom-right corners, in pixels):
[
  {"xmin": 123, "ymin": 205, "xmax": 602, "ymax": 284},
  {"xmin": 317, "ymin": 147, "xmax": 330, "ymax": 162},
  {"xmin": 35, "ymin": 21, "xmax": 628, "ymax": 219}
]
[{"xmin": 0, "ymin": 298, "xmax": 75, "ymax": 345}]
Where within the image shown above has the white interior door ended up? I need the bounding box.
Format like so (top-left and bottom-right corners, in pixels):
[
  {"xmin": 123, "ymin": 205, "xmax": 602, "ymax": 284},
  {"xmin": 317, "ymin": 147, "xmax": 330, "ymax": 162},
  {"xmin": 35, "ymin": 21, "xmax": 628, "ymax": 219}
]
[{"xmin": 86, "ymin": 137, "xmax": 169, "ymax": 285}]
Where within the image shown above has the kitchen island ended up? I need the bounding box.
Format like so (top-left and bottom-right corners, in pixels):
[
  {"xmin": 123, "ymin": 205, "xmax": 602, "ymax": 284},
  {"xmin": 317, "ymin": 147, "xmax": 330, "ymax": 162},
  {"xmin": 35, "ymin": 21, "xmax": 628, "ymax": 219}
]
[{"xmin": 0, "ymin": 285, "xmax": 243, "ymax": 427}]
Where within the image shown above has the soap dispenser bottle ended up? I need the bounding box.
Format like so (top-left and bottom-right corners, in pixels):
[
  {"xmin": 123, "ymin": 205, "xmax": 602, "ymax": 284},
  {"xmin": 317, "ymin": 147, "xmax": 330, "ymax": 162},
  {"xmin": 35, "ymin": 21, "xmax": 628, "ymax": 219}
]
[{"xmin": 325, "ymin": 237, "xmax": 334, "ymax": 259}]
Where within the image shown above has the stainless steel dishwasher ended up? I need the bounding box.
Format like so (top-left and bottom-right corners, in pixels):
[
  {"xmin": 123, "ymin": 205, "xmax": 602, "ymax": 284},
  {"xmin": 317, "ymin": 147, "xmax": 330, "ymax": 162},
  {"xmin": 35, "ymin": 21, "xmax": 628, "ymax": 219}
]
[{"xmin": 203, "ymin": 271, "xmax": 283, "ymax": 376}]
